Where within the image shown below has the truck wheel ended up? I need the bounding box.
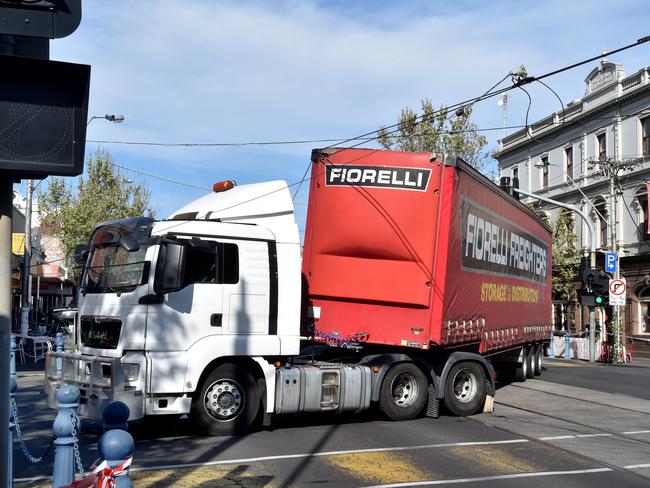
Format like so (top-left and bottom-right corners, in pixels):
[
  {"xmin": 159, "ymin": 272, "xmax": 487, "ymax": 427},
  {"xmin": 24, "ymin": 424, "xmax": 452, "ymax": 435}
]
[
  {"xmin": 190, "ymin": 364, "xmax": 260, "ymax": 436},
  {"xmin": 444, "ymin": 361, "xmax": 486, "ymax": 417},
  {"xmin": 379, "ymin": 363, "xmax": 427, "ymax": 421},
  {"xmin": 525, "ymin": 345, "xmax": 535, "ymax": 379},
  {"xmin": 534, "ymin": 345, "xmax": 543, "ymax": 376},
  {"xmin": 513, "ymin": 347, "xmax": 527, "ymax": 382}
]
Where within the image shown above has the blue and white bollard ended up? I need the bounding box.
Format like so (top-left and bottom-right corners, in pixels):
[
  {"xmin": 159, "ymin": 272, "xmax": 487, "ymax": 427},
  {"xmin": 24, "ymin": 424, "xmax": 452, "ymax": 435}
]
[
  {"xmin": 56, "ymin": 332, "xmax": 64, "ymax": 376},
  {"xmin": 98, "ymin": 429, "xmax": 134, "ymax": 487},
  {"xmin": 103, "ymin": 401, "xmax": 130, "ymax": 432},
  {"xmin": 52, "ymin": 385, "xmax": 80, "ymax": 488},
  {"xmin": 8, "ymin": 335, "xmax": 17, "ymax": 488},
  {"xmin": 564, "ymin": 333, "xmax": 572, "ymax": 359},
  {"xmin": 8, "ymin": 378, "xmax": 16, "ymax": 488},
  {"xmin": 549, "ymin": 332, "xmax": 555, "ymax": 357}
]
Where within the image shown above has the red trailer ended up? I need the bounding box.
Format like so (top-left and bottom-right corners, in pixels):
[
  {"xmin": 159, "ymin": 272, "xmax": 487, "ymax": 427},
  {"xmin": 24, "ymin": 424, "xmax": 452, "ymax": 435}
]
[{"xmin": 303, "ymin": 148, "xmax": 552, "ymax": 384}]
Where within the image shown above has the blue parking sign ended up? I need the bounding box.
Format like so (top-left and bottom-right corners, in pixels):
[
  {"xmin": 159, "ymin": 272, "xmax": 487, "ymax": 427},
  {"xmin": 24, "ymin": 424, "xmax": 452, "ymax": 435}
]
[{"xmin": 605, "ymin": 252, "xmax": 617, "ymax": 273}]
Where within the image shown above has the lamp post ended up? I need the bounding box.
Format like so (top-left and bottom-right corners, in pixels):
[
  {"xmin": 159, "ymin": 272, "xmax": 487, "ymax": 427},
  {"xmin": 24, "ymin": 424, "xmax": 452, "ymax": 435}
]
[
  {"xmin": 516, "ymin": 187, "xmax": 598, "ymax": 362},
  {"xmin": 87, "ymin": 114, "xmax": 125, "ymax": 126},
  {"xmin": 531, "ymin": 158, "xmax": 600, "ymax": 362}
]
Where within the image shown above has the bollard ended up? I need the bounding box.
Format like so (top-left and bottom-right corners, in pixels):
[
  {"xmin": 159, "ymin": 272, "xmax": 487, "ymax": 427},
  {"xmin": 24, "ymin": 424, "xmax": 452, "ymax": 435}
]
[
  {"xmin": 103, "ymin": 401, "xmax": 130, "ymax": 432},
  {"xmin": 52, "ymin": 385, "xmax": 81, "ymax": 488},
  {"xmin": 8, "ymin": 378, "xmax": 16, "ymax": 488},
  {"xmin": 549, "ymin": 332, "xmax": 555, "ymax": 357},
  {"xmin": 564, "ymin": 333, "xmax": 572, "ymax": 359},
  {"xmin": 56, "ymin": 332, "xmax": 64, "ymax": 376},
  {"xmin": 98, "ymin": 429, "xmax": 134, "ymax": 487},
  {"xmin": 8, "ymin": 336, "xmax": 17, "ymax": 488}
]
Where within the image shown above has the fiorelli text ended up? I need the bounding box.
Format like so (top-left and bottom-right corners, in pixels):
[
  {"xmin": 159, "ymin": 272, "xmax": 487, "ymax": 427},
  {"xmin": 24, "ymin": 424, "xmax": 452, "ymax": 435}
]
[
  {"xmin": 461, "ymin": 199, "xmax": 548, "ymax": 283},
  {"xmin": 325, "ymin": 165, "xmax": 431, "ymax": 191}
]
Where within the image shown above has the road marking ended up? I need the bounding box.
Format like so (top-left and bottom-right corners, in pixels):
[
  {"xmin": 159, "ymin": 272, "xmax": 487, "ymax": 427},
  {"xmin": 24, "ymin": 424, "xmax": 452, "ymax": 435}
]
[
  {"xmin": 624, "ymin": 464, "xmax": 650, "ymax": 469},
  {"xmin": 359, "ymin": 468, "xmax": 612, "ymax": 487},
  {"xmin": 538, "ymin": 435, "xmax": 575, "ymax": 440},
  {"xmin": 123, "ymin": 439, "xmax": 530, "ymax": 474},
  {"xmin": 623, "ymin": 430, "xmax": 650, "ymax": 435},
  {"xmin": 576, "ymin": 433, "xmax": 613, "ymax": 438},
  {"xmin": 326, "ymin": 451, "xmax": 433, "ymax": 485}
]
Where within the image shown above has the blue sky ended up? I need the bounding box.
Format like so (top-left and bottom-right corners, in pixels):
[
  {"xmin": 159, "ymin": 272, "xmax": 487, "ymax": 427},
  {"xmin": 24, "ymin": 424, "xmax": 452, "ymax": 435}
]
[{"xmin": 15, "ymin": 0, "xmax": 650, "ymax": 238}]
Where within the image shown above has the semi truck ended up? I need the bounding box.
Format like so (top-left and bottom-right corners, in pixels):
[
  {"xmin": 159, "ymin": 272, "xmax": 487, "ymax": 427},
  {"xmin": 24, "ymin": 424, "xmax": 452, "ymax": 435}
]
[{"xmin": 45, "ymin": 148, "xmax": 552, "ymax": 435}]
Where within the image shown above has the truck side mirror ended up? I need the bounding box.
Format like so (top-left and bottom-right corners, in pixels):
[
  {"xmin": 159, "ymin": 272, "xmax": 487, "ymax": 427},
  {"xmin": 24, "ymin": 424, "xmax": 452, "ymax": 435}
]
[
  {"xmin": 73, "ymin": 244, "xmax": 89, "ymax": 265},
  {"xmin": 153, "ymin": 241, "xmax": 186, "ymax": 295}
]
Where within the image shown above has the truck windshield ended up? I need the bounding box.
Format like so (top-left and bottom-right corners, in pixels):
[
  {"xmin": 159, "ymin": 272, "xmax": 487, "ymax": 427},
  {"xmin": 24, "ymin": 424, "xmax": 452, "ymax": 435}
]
[
  {"xmin": 83, "ymin": 244, "xmax": 150, "ymax": 294},
  {"xmin": 82, "ymin": 219, "xmax": 154, "ymax": 294}
]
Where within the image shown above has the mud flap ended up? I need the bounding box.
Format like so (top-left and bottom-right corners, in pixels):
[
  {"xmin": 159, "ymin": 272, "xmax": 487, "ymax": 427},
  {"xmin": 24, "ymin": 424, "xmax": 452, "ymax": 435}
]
[{"xmin": 425, "ymin": 383, "xmax": 439, "ymax": 418}]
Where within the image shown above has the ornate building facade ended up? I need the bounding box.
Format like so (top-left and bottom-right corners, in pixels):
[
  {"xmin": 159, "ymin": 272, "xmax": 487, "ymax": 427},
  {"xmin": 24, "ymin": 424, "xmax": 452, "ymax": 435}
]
[{"xmin": 495, "ymin": 60, "xmax": 650, "ymax": 337}]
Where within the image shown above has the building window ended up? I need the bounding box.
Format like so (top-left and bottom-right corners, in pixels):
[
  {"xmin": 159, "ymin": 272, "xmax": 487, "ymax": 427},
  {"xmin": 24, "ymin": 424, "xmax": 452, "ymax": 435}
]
[
  {"xmin": 512, "ymin": 166, "xmax": 519, "ymax": 182},
  {"xmin": 565, "ymin": 146, "xmax": 573, "ymax": 181},
  {"xmin": 541, "ymin": 156, "xmax": 549, "ymax": 189},
  {"xmin": 595, "ymin": 200, "xmax": 608, "ymax": 248},
  {"xmin": 635, "ymin": 187, "xmax": 649, "ymax": 240},
  {"xmin": 597, "ymin": 133, "xmax": 607, "ymax": 161},
  {"xmin": 642, "ymin": 117, "xmax": 650, "ymax": 157}
]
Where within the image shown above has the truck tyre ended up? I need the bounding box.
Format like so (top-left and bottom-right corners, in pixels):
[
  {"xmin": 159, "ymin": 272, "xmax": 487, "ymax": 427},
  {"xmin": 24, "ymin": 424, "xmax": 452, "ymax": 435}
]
[
  {"xmin": 534, "ymin": 345, "xmax": 543, "ymax": 376},
  {"xmin": 443, "ymin": 361, "xmax": 487, "ymax": 417},
  {"xmin": 190, "ymin": 364, "xmax": 260, "ymax": 436},
  {"xmin": 513, "ymin": 347, "xmax": 527, "ymax": 382},
  {"xmin": 378, "ymin": 363, "xmax": 427, "ymax": 421},
  {"xmin": 525, "ymin": 345, "xmax": 535, "ymax": 379}
]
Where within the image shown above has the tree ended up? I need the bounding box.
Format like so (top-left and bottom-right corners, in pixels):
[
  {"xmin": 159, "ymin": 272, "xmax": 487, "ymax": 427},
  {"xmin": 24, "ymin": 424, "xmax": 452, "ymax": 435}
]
[
  {"xmin": 39, "ymin": 149, "xmax": 155, "ymax": 280},
  {"xmin": 552, "ymin": 210, "xmax": 581, "ymax": 303},
  {"xmin": 378, "ymin": 99, "xmax": 489, "ymax": 173}
]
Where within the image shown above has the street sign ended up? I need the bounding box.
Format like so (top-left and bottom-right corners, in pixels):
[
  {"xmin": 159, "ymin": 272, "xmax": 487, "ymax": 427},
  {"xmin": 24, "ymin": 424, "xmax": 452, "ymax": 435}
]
[
  {"xmin": 605, "ymin": 252, "xmax": 617, "ymax": 273},
  {"xmin": 609, "ymin": 278, "xmax": 626, "ymax": 306}
]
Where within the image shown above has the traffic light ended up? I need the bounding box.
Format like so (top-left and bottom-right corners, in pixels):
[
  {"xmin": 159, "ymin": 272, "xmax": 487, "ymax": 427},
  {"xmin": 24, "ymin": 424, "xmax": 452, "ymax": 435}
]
[
  {"xmin": 579, "ymin": 289, "xmax": 596, "ymax": 307},
  {"xmin": 579, "ymin": 256, "xmax": 597, "ymax": 285},
  {"xmin": 592, "ymin": 274, "xmax": 609, "ymax": 306}
]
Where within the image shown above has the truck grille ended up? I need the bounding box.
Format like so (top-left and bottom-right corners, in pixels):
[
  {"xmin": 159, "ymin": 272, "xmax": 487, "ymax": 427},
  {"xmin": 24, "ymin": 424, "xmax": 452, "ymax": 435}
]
[{"xmin": 80, "ymin": 316, "xmax": 121, "ymax": 349}]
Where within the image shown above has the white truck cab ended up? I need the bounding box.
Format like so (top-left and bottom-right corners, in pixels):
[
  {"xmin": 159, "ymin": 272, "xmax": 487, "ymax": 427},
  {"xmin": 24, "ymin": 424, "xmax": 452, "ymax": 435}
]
[{"xmin": 47, "ymin": 180, "xmax": 305, "ymax": 434}]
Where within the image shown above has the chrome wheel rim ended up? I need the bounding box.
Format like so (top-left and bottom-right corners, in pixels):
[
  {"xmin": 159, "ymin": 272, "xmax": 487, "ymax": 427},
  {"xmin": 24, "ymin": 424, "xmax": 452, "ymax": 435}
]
[
  {"xmin": 452, "ymin": 368, "xmax": 478, "ymax": 404},
  {"xmin": 204, "ymin": 378, "xmax": 245, "ymax": 421},
  {"xmin": 391, "ymin": 371, "xmax": 419, "ymax": 408}
]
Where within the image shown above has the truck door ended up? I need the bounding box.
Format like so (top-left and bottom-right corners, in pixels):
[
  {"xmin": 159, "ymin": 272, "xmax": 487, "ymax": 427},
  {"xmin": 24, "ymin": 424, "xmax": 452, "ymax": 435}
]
[
  {"xmin": 145, "ymin": 238, "xmax": 227, "ymax": 351},
  {"xmin": 221, "ymin": 239, "xmax": 270, "ymax": 335}
]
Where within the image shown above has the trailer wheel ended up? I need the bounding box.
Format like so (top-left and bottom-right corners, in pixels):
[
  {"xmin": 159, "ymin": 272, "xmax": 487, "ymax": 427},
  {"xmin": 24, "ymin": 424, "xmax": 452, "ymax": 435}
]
[
  {"xmin": 513, "ymin": 347, "xmax": 527, "ymax": 382},
  {"xmin": 525, "ymin": 345, "xmax": 535, "ymax": 379},
  {"xmin": 443, "ymin": 361, "xmax": 486, "ymax": 417},
  {"xmin": 190, "ymin": 364, "xmax": 260, "ymax": 436},
  {"xmin": 378, "ymin": 363, "xmax": 427, "ymax": 421},
  {"xmin": 534, "ymin": 345, "xmax": 543, "ymax": 376}
]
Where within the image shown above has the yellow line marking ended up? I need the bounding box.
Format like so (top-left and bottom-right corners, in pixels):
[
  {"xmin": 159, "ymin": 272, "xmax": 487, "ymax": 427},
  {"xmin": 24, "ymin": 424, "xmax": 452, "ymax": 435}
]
[
  {"xmin": 448, "ymin": 445, "xmax": 539, "ymax": 475},
  {"xmin": 326, "ymin": 451, "xmax": 434, "ymax": 485},
  {"xmin": 130, "ymin": 465, "xmax": 275, "ymax": 488}
]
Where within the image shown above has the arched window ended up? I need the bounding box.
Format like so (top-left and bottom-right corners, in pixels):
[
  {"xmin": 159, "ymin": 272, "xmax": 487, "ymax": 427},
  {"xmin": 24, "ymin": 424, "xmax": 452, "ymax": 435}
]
[
  {"xmin": 593, "ymin": 198, "xmax": 609, "ymax": 249},
  {"xmin": 634, "ymin": 186, "xmax": 649, "ymax": 240}
]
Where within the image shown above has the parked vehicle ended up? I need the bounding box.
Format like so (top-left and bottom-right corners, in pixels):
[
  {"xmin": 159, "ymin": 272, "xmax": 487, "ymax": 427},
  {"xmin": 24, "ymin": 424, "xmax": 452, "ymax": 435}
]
[{"xmin": 46, "ymin": 148, "xmax": 552, "ymax": 435}]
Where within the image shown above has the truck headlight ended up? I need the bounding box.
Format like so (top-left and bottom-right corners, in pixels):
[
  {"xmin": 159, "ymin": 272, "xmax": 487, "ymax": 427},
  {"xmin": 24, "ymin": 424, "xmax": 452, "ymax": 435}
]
[{"xmin": 122, "ymin": 363, "xmax": 140, "ymax": 382}]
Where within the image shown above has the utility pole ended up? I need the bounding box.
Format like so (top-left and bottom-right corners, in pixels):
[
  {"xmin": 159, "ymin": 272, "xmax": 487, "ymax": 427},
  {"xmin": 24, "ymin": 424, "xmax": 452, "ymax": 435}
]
[{"xmin": 20, "ymin": 180, "xmax": 32, "ymax": 336}]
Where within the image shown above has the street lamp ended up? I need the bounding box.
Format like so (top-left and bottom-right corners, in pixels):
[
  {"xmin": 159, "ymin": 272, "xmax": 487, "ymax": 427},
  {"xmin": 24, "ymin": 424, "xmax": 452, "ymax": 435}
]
[
  {"xmin": 531, "ymin": 156, "xmax": 614, "ymax": 363},
  {"xmin": 87, "ymin": 114, "xmax": 125, "ymax": 126}
]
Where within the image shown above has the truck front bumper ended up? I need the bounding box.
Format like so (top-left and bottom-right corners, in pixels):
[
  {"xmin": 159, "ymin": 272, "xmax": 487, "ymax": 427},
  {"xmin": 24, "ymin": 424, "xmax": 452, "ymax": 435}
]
[{"xmin": 44, "ymin": 352, "xmax": 145, "ymax": 421}]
